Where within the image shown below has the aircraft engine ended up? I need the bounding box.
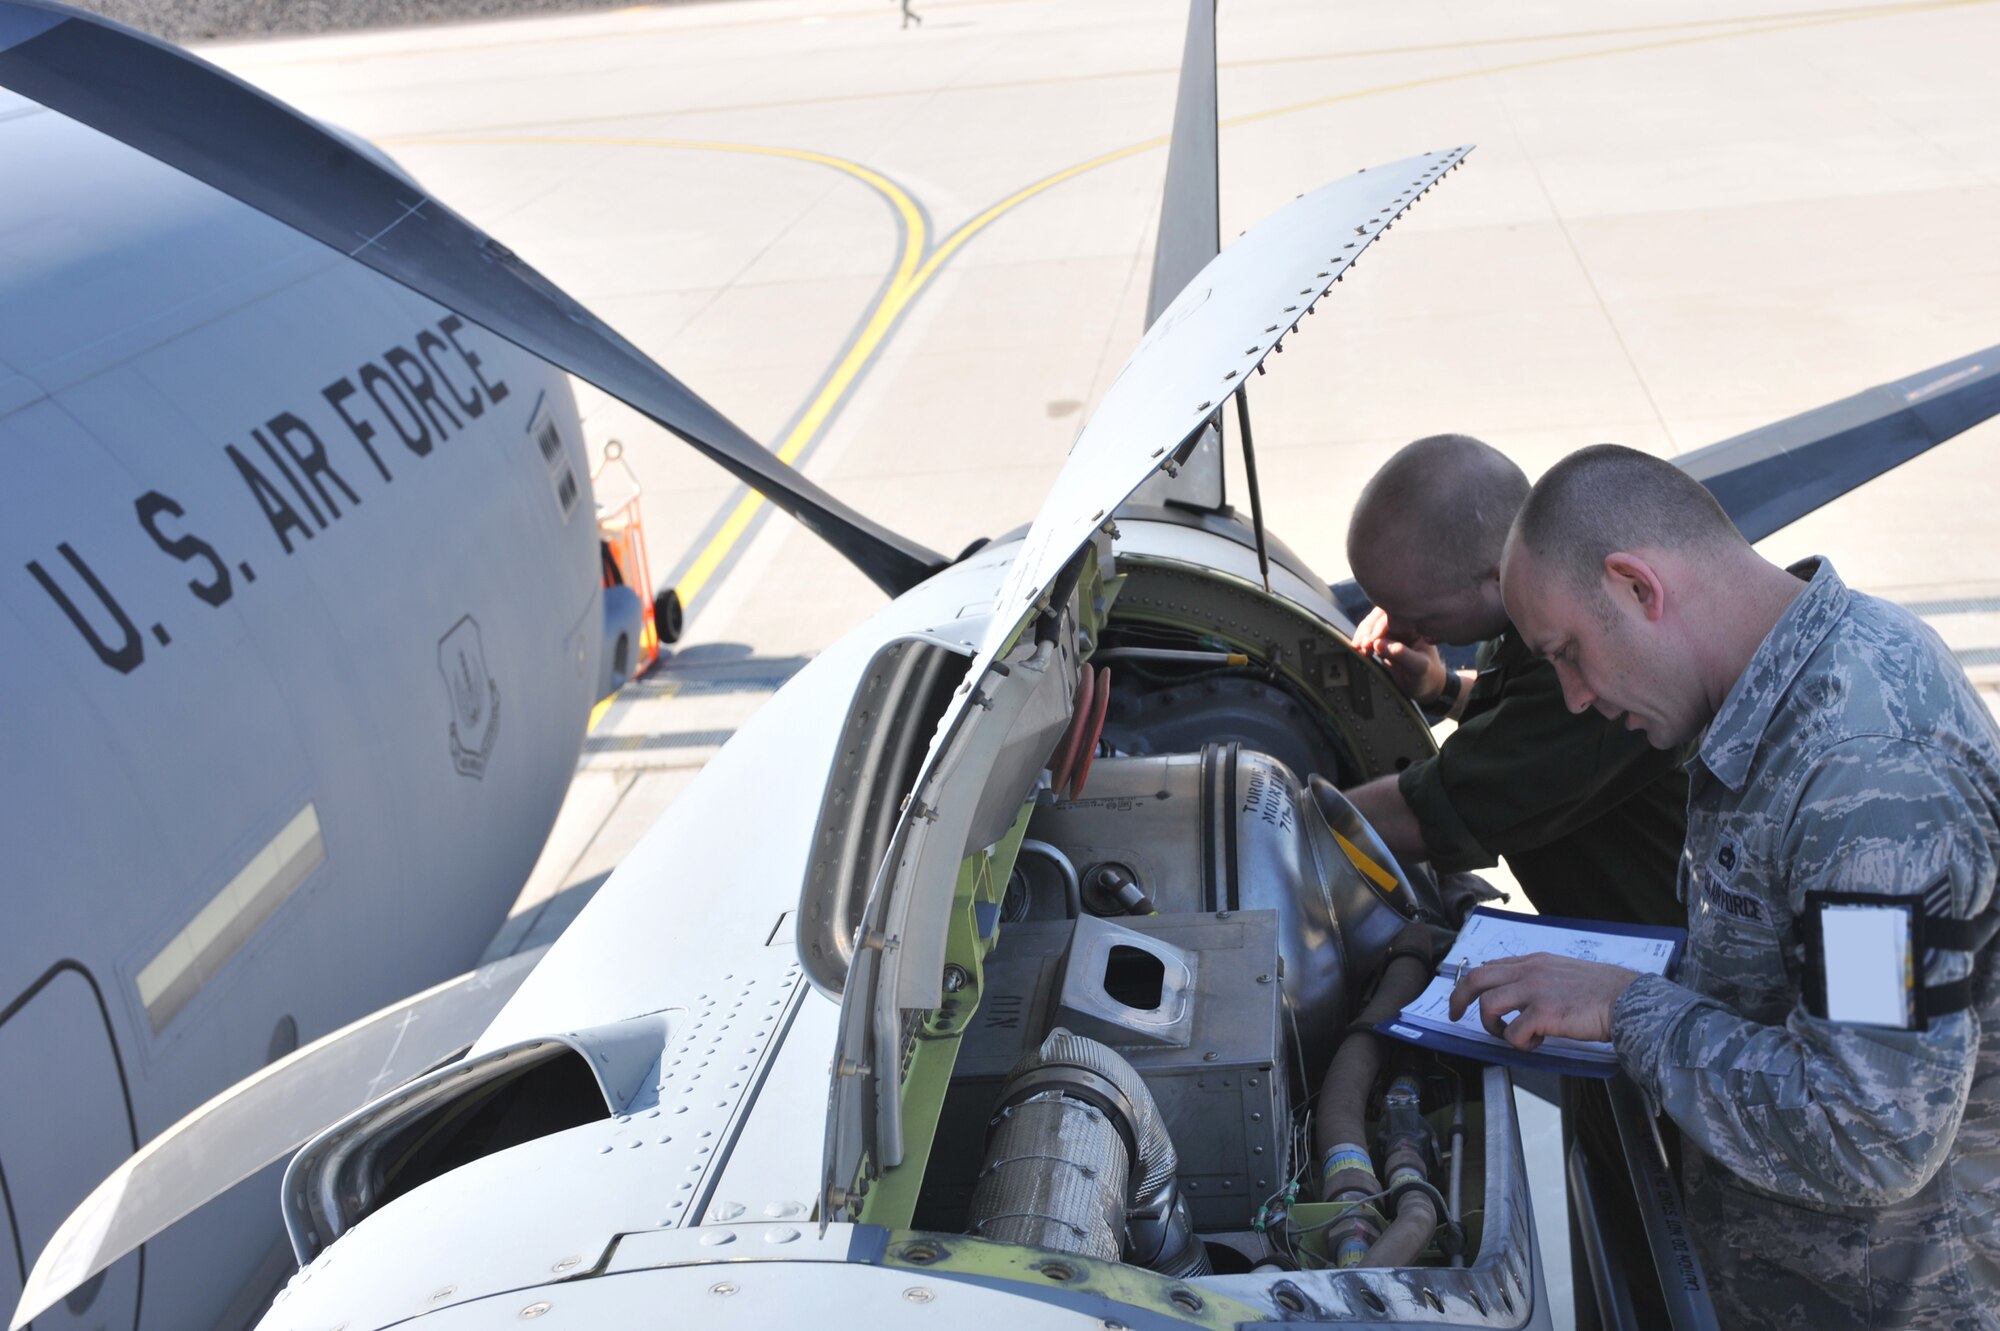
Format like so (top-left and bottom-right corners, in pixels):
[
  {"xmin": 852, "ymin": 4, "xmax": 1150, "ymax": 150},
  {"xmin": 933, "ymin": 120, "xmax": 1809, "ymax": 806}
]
[
  {"xmin": 897, "ymin": 552, "xmax": 1488, "ymax": 1283},
  {"xmin": 1019, "ymin": 745, "xmax": 1416, "ymax": 1076}
]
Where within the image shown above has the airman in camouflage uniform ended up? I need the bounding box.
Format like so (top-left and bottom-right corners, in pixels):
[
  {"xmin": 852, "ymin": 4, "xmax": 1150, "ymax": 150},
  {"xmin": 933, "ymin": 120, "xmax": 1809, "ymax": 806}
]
[
  {"xmin": 1613, "ymin": 557, "xmax": 2000, "ymax": 1328},
  {"xmin": 1455, "ymin": 444, "xmax": 2000, "ymax": 1328}
]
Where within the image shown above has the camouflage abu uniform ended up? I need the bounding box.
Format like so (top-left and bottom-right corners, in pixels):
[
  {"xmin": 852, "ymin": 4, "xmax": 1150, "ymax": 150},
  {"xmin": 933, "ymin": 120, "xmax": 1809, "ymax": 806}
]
[{"xmin": 1611, "ymin": 559, "xmax": 2000, "ymax": 1329}]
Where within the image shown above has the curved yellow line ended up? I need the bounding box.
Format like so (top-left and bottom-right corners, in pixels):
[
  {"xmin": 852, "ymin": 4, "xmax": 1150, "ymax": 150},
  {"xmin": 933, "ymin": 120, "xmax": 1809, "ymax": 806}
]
[{"xmin": 392, "ymin": 135, "xmax": 927, "ymax": 609}]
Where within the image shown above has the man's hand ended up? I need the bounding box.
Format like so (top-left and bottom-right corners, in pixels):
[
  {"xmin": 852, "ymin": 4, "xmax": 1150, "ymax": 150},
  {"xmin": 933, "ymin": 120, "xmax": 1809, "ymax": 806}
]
[
  {"xmin": 1353, "ymin": 606, "xmax": 1447, "ymax": 702},
  {"xmin": 1448, "ymin": 953, "xmax": 1641, "ymax": 1049}
]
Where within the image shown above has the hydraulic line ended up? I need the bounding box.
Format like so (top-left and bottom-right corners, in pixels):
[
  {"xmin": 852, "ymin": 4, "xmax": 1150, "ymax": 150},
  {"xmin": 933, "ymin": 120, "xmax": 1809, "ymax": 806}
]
[
  {"xmin": 1313, "ymin": 920, "xmax": 1436, "ymax": 1266},
  {"xmin": 1363, "ymin": 1072, "xmax": 1441, "ymax": 1268}
]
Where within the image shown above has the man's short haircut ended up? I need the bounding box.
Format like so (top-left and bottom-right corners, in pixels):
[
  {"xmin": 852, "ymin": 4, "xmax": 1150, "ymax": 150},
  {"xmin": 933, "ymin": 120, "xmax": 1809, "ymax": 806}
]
[
  {"xmin": 1347, "ymin": 434, "xmax": 1530, "ymax": 588},
  {"xmin": 1509, "ymin": 444, "xmax": 1743, "ymax": 592}
]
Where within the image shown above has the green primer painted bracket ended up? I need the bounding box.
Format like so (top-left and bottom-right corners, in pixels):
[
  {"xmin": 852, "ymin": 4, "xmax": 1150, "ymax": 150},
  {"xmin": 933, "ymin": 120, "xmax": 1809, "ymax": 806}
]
[
  {"xmin": 859, "ymin": 802, "xmax": 1032, "ymax": 1228},
  {"xmin": 879, "ymin": 1231, "xmax": 1271, "ymax": 1327},
  {"xmin": 861, "ymin": 544, "xmax": 1125, "ymax": 1226}
]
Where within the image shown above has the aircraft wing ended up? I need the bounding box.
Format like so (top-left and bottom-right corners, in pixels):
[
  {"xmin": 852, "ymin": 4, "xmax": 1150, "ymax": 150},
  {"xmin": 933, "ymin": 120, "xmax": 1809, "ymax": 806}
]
[
  {"xmin": 8, "ymin": 948, "xmax": 545, "ymax": 1331},
  {"xmin": 1678, "ymin": 343, "xmax": 2000, "ymax": 543},
  {"xmin": 0, "ymin": 1, "xmax": 943, "ymax": 595}
]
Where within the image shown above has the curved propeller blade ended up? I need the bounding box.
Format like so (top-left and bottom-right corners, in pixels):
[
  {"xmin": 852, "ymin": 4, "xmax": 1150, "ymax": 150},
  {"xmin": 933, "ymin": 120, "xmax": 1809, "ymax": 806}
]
[
  {"xmin": 0, "ymin": 1, "xmax": 944, "ymax": 596},
  {"xmin": 1678, "ymin": 342, "xmax": 2000, "ymax": 544}
]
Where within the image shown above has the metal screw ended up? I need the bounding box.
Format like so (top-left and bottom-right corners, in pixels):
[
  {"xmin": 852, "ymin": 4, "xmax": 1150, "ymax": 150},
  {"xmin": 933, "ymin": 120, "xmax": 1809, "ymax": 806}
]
[
  {"xmin": 430, "ymin": 1287, "xmax": 457, "ymax": 1302},
  {"xmin": 519, "ymin": 1302, "xmax": 551, "ymax": 1320},
  {"xmin": 903, "ymin": 1288, "xmax": 935, "ymax": 1304},
  {"xmin": 1255, "ymin": 973, "xmax": 1271, "ymax": 984},
  {"xmin": 942, "ymin": 965, "xmax": 968, "ymax": 993},
  {"xmin": 710, "ymin": 1282, "xmax": 739, "ymax": 1297},
  {"xmin": 551, "ymin": 1256, "xmax": 581, "ymax": 1272},
  {"xmin": 1203, "ymin": 1051, "xmax": 1219, "ymax": 1062}
]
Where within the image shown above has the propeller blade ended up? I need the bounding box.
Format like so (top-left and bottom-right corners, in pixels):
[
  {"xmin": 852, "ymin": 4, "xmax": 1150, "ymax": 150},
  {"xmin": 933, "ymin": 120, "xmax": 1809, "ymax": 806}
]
[
  {"xmin": 1680, "ymin": 343, "xmax": 2000, "ymax": 544},
  {"xmin": 0, "ymin": 1, "xmax": 945, "ymax": 596},
  {"xmin": 1124, "ymin": 0, "xmax": 1225, "ymax": 512},
  {"xmin": 1144, "ymin": 0, "xmax": 1220, "ymax": 327},
  {"xmin": 8, "ymin": 948, "xmax": 546, "ymax": 1331},
  {"xmin": 1342, "ymin": 345, "xmax": 2000, "ymax": 619}
]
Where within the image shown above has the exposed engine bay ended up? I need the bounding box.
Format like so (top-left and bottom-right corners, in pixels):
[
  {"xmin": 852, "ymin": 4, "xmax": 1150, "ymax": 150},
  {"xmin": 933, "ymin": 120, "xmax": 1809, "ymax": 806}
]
[
  {"xmin": 873, "ymin": 553, "xmax": 1507, "ymax": 1291},
  {"xmin": 260, "ymin": 543, "xmax": 1540, "ymax": 1330}
]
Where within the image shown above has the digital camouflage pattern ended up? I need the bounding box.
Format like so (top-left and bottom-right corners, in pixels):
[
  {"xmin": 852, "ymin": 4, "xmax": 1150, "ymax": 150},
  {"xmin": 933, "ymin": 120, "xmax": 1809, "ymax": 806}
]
[{"xmin": 1612, "ymin": 559, "xmax": 2000, "ymax": 1329}]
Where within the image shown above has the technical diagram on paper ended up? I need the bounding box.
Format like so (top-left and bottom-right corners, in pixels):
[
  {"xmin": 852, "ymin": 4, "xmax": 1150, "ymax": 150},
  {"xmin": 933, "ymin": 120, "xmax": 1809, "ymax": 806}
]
[{"xmin": 1397, "ymin": 910, "xmax": 1680, "ymax": 1062}]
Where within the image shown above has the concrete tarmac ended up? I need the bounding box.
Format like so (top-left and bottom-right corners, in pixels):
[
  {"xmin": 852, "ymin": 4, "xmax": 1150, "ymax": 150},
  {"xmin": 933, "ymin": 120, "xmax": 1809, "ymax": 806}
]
[{"xmin": 197, "ymin": 2, "xmax": 2000, "ymax": 1318}]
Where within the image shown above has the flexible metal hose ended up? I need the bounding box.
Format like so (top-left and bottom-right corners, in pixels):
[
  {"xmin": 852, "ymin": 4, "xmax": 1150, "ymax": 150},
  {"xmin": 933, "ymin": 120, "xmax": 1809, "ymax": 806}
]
[{"xmin": 968, "ymin": 1028, "xmax": 1209, "ymax": 1277}]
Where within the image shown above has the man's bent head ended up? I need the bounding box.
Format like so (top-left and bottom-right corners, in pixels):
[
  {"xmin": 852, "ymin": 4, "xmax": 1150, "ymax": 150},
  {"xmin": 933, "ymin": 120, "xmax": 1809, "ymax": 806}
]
[
  {"xmin": 1502, "ymin": 444, "xmax": 1744, "ymax": 748},
  {"xmin": 1346, "ymin": 434, "xmax": 1526, "ymax": 646}
]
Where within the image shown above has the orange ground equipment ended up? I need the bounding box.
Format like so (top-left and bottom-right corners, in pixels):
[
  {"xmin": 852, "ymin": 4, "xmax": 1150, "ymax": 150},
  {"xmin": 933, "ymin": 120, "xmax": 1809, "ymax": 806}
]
[{"xmin": 594, "ymin": 439, "xmax": 681, "ymax": 681}]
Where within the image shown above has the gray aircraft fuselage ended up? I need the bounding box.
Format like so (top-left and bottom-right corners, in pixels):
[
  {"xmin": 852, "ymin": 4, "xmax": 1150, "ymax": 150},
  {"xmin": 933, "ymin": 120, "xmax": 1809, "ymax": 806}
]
[{"xmin": 0, "ymin": 98, "xmax": 603, "ymax": 1331}]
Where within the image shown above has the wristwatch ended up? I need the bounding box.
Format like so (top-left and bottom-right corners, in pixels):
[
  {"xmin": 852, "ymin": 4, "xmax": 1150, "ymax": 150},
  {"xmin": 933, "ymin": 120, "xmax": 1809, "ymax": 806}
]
[{"xmin": 1420, "ymin": 667, "xmax": 1463, "ymax": 722}]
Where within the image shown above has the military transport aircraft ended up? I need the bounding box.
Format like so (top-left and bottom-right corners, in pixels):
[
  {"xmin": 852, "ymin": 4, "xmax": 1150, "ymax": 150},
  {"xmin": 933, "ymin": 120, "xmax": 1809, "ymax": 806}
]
[
  {"xmin": 5, "ymin": 1, "xmax": 1998, "ymax": 1329},
  {"xmin": 0, "ymin": 43, "xmax": 665, "ymax": 1331}
]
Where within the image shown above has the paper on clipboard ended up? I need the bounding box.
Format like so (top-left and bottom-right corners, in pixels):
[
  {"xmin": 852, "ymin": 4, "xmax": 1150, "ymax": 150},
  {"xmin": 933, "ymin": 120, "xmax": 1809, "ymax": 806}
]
[{"xmin": 1386, "ymin": 908, "xmax": 1683, "ymax": 1072}]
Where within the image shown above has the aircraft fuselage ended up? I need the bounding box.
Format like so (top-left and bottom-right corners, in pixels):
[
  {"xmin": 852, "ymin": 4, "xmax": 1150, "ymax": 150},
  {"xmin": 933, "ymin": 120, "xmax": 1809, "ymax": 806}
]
[{"xmin": 0, "ymin": 100, "xmax": 602, "ymax": 1331}]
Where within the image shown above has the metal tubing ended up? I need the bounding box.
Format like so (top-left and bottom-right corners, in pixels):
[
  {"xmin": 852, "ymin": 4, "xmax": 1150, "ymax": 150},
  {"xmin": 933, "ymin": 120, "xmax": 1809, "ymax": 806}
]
[
  {"xmin": 1019, "ymin": 840, "xmax": 1081, "ymax": 920},
  {"xmin": 1447, "ymin": 1079, "xmax": 1467, "ymax": 1268},
  {"xmin": 1093, "ymin": 647, "xmax": 1249, "ymax": 666}
]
